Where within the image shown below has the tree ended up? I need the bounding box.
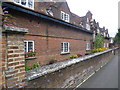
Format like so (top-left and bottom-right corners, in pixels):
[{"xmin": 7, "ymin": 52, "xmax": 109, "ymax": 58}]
[
  {"xmin": 114, "ymin": 28, "xmax": 120, "ymax": 44},
  {"xmin": 94, "ymin": 34, "xmax": 104, "ymax": 49}
]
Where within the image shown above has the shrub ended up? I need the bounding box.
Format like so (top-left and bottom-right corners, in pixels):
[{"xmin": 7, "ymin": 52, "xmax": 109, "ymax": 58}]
[
  {"xmin": 73, "ymin": 55, "xmax": 78, "ymax": 58},
  {"xmin": 49, "ymin": 59, "xmax": 57, "ymax": 64},
  {"xmin": 25, "ymin": 61, "xmax": 40, "ymax": 71},
  {"xmin": 91, "ymin": 48, "xmax": 108, "ymax": 53},
  {"xmin": 33, "ymin": 63, "xmax": 39, "ymax": 69},
  {"xmin": 69, "ymin": 55, "xmax": 78, "ymax": 59},
  {"xmin": 2, "ymin": 7, "xmax": 16, "ymax": 26},
  {"xmin": 25, "ymin": 51, "xmax": 37, "ymax": 58},
  {"xmin": 94, "ymin": 35, "xmax": 104, "ymax": 49},
  {"xmin": 25, "ymin": 66, "xmax": 31, "ymax": 71},
  {"xmin": 69, "ymin": 55, "xmax": 74, "ymax": 59},
  {"xmin": 85, "ymin": 52, "xmax": 90, "ymax": 55},
  {"xmin": 77, "ymin": 53, "xmax": 83, "ymax": 57}
]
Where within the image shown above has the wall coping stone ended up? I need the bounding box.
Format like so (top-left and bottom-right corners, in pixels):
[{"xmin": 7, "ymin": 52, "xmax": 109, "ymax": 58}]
[
  {"xmin": 2, "ymin": 25, "xmax": 28, "ymax": 33},
  {"xmin": 26, "ymin": 47, "xmax": 118, "ymax": 81}
]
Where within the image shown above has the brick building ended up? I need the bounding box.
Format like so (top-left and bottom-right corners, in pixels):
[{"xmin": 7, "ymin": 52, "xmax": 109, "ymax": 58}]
[
  {"xmin": 0, "ymin": 0, "xmax": 111, "ymax": 88},
  {"xmin": 1, "ymin": 0, "xmax": 111, "ymax": 65},
  {"xmin": 2, "ymin": 1, "xmax": 93, "ymax": 66}
]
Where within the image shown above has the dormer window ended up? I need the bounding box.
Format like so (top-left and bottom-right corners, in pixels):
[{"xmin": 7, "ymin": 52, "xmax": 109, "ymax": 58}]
[
  {"xmin": 13, "ymin": 0, "xmax": 34, "ymax": 9},
  {"xmin": 87, "ymin": 18, "xmax": 89, "ymax": 23},
  {"xmin": 97, "ymin": 29, "xmax": 100, "ymax": 34},
  {"xmin": 46, "ymin": 9, "xmax": 53, "ymax": 16},
  {"xmin": 104, "ymin": 32, "xmax": 106, "ymax": 37},
  {"xmin": 93, "ymin": 31, "xmax": 96, "ymax": 39},
  {"xmin": 61, "ymin": 11, "xmax": 69, "ymax": 22},
  {"xmin": 86, "ymin": 24, "xmax": 90, "ymax": 30},
  {"xmin": 80, "ymin": 22, "xmax": 83, "ymax": 26},
  {"xmin": 101, "ymin": 33, "xmax": 103, "ymax": 36}
]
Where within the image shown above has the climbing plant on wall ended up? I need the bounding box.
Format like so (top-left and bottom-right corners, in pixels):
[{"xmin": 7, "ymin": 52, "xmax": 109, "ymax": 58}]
[
  {"xmin": 2, "ymin": 7, "xmax": 16, "ymax": 26},
  {"xmin": 94, "ymin": 34, "xmax": 104, "ymax": 49}
]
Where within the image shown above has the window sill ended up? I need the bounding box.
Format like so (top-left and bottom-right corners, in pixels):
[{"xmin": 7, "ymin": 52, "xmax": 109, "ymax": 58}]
[
  {"xmin": 25, "ymin": 56, "xmax": 37, "ymax": 60},
  {"xmin": 61, "ymin": 52, "xmax": 70, "ymax": 55},
  {"xmin": 86, "ymin": 49, "xmax": 91, "ymax": 51}
]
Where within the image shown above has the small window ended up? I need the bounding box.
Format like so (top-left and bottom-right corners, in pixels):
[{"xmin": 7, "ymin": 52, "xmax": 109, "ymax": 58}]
[
  {"xmin": 46, "ymin": 9, "xmax": 53, "ymax": 16},
  {"xmin": 61, "ymin": 42, "xmax": 70, "ymax": 54},
  {"xmin": 86, "ymin": 43, "xmax": 90, "ymax": 50},
  {"xmin": 86, "ymin": 24, "xmax": 90, "ymax": 30},
  {"xmin": 24, "ymin": 40, "xmax": 34, "ymax": 52},
  {"xmin": 93, "ymin": 31, "xmax": 96, "ymax": 39},
  {"xmin": 104, "ymin": 43, "xmax": 106, "ymax": 48},
  {"xmin": 14, "ymin": 0, "xmax": 20, "ymax": 3},
  {"xmin": 61, "ymin": 11, "xmax": 69, "ymax": 22},
  {"xmin": 61, "ymin": 11, "xmax": 65, "ymax": 20},
  {"xmin": 14, "ymin": 0, "xmax": 34, "ymax": 9},
  {"xmin": 65, "ymin": 13, "xmax": 69, "ymax": 22},
  {"xmin": 97, "ymin": 29, "xmax": 100, "ymax": 34},
  {"xmin": 87, "ymin": 18, "xmax": 89, "ymax": 23},
  {"xmin": 21, "ymin": 0, "xmax": 27, "ymax": 6},
  {"xmin": 107, "ymin": 43, "xmax": 109, "ymax": 48},
  {"xmin": 104, "ymin": 32, "xmax": 106, "ymax": 37}
]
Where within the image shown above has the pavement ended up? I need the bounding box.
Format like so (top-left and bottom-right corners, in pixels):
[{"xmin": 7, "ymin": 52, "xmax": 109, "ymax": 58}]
[{"xmin": 76, "ymin": 52, "xmax": 119, "ymax": 88}]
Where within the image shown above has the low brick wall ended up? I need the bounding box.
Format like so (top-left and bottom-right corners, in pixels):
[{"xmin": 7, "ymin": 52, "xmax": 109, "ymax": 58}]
[{"xmin": 25, "ymin": 48, "xmax": 119, "ymax": 88}]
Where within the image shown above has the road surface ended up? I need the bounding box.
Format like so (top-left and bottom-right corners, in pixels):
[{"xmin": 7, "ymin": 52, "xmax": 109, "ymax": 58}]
[{"xmin": 77, "ymin": 52, "xmax": 119, "ymax": 88}]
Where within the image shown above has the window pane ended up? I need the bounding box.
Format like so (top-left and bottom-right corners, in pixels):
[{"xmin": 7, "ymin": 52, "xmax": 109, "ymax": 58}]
[
  {"xmin": 86, "ymin": 43, "xmax": 90, "ymax": 50},
  {"xmin": 88, "ymin": 44, "xmax": 90, "ymax": 50},
  {"xmin": 61, "ymin": 43, "xmax": 64, "ymax": 52},
  {"xmin": 28, "ymin": 0, "xmax": 33, "ymax": 8},
  {"xmin": 28, "ymin": 42, "xmax": 33, "ymax": 52},
  {"xmin": 64, "ymin": 14, "xmax": 67, "ymax": 21},
  {"xmin": 61, "ymin": 12, "xmax": 64, "ymax": 20},
  {"xmin": 24, "ymin": 42, "xmax": 27, "ymax": 52},
  {"xmin": 14, "ymin": 0, "xmax": 20, "ymax": 3},
  {"xmin": 21, "ymin": 0, "xmax": 27, "ymax": 6},
  {"xmin": 61, "ymin": 42, "xmax": 69, "ymax": 53},
  {"xmin": 64, "ymin": 43, "xmax": 68, "ymax": 52},
  {"xmin": 65, "ymin": 14, "xmax": 68, "ymax": 21}
]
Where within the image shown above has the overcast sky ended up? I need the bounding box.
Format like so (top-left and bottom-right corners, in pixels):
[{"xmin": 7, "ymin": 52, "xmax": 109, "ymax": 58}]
[{"xmin": 66, "ymin": 0, "xmax": 119, "ymax": 37}]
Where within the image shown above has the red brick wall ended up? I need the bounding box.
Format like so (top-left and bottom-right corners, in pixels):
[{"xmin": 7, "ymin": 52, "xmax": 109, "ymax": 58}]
[
  {"xmin": 0, "ymin": 17, "xmax": 4, "ymax": 89},
  {"xmin": 0, "ymin": 33, "xmax": 7, "ymax": 88},
  {"xmin": 0, "ymin": 6, "xmax": 6, "ymax": 88},
  {"xmin": 9, "ymin": 10, "xmax": 92, "ymax": 65},
  {"xmin": 2, "ymin": 33, "xmax": 27, "ymax": 88}
]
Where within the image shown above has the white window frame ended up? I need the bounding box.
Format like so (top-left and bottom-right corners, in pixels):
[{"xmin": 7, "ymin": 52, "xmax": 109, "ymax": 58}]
[
  {"xmin": 86, "ymin": 24, "xmax": 90, "ymax": 30},
  {"xmin": 93, "ymin": 31, "xmax": 96, "ymax": 40},
  {"xmin": 86, "ymin": 43, "xmax": 90, "ymax": 50},
  {"xmin": 61, "ymin": 11, "xmax": 65, "ymax": 20},
  {"xmin": 104, "ymin": 32, "xmax": 106, "ymax": 37},
  {"xmin": 87, "ymin": 18, "xmax": 89, "ymax": 23},
  {"xmin": 13, "ymin": 0, "xmax": 34, "ymax": 9},
  {"xmin": 61, "ymin": 42, "xmax": 70, "ymax": 54},
  {"xmin": 61, "ymin": 11, "xmax": 69, "ymax": 22},
  {"xmin": 104, "ymin": 43, "xmax": 106, "ymax": 48},
  {"xmin": 107, "ymin": 43, "xmax": 109, "ymax": 48},
  {"xmin": 97, "ymin": 29, "xmax": 100, "ymax": 34},
  {"xmin": 24, "ymin": 40, "xmax": 34, "ymax": 52}
]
